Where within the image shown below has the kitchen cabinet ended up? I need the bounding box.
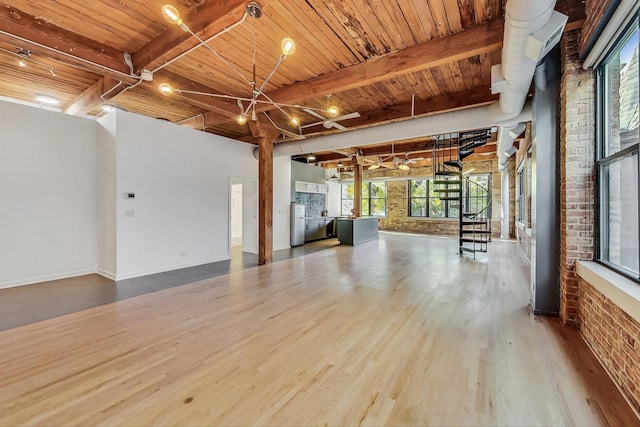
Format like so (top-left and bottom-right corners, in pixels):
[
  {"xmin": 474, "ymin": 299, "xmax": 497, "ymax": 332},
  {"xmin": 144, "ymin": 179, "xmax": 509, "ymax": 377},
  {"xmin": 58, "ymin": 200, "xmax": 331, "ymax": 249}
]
[
  {"xmin": 295, "ymin": 181, "xmax": 328, "ymax": 194},
  {"xmin": 304, "ymin": 217, "xmax": 335, "ymax": 242}
]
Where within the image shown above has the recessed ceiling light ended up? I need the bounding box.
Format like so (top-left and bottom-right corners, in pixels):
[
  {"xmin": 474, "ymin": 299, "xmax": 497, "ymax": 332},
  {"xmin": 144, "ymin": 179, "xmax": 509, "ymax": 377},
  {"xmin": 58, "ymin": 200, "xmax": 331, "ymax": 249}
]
[
  {"xmin": 35, "ymin": 95, "xmax": 60, "ymax": 105},
  {"xmin": 101, "ymin": 105, "xmax": 115, "ymax": 113},
  {"xmin": 18, "ymin": 59, "xmax": 27, "ymax": 68}
]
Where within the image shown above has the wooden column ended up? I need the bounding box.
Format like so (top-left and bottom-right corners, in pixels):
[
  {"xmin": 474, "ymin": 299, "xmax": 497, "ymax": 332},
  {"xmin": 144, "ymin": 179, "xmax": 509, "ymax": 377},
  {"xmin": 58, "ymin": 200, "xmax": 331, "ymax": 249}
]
[
  {"xmin": 248, "ymin": 118, "xmax": 278, "ymax": 265},
  {"xmin": 353, "ymin": 162, "xmax": 363, "ymax": 218}
]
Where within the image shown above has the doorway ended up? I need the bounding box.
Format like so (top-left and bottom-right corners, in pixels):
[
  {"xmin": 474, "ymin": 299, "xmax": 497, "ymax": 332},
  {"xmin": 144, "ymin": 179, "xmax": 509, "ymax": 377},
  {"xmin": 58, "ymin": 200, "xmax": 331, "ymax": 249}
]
[{"xmin": 229, "ymin": 178, "xmax": 257, "ymax": 259}]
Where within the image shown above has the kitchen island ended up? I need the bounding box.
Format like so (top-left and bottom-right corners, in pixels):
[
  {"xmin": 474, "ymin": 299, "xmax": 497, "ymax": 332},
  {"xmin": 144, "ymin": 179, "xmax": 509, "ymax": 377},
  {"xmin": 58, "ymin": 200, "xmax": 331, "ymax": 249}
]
[{"xmin": 336, "ymin": 218, "xmax": 379, "ymax": 246}]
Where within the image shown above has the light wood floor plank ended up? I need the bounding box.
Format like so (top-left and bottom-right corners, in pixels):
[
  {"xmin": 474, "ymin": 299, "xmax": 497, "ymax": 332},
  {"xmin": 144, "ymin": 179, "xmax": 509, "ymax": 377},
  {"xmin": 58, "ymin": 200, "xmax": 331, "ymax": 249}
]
[{"xmin": 0, "ymin": 233, "xmax": 637, "ymax": 426}]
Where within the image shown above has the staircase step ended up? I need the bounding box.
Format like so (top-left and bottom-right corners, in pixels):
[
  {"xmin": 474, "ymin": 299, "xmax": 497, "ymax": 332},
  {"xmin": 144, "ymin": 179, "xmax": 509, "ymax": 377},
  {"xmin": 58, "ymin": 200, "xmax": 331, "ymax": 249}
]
[
  {"xmin": 434, "ymin": 170, "xmax": 462, "ymax": 176},
  {"xmin": 460, "ymin": 238, "xmax": 489, "ymax": 243},
  {"xmin": 462, "ymin": 221, "xmax": 486, "ymax": 225},
  {"xmin": 439, "ymin": 196, "xmax": 460, "ymax": 201},
  {"xmin": 435, "ymin": 188, "xmax": 461, "ymax": 193},
  {"xmin": 462, "ymin": 212, "xmax": 481, "ymax": 217},
  {"xmin": 459, "ymin": 149, "xmax": 475, "ymax": 160},
  {"xmin": 443, "ymin": 160, "xmax": 463, "ymax": 170},
  {"xmin": 461, "ymin": 230, "xmax": 491, "ymax": 234},
  {"xmin": 434, "ymin": 180, "xmax": 461, "ymax": 186}
]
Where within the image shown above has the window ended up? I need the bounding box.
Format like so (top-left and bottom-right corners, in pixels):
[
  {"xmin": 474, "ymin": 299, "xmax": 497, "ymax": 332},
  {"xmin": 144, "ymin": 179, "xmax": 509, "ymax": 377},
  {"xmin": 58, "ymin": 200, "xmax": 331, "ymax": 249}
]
[
  {"xmin": 409, "ymin": 179, "xmax": 458, "ymax": 218},
  {"xmin": 597, "ymin": 17, "xmax": 639, "ymax": 279},
  {"xmin": 517, "ymin": 163, "xmax": 525, "ymax": 223},
  {"xmin": 341, "ymin": 182, "xmax": 386, "ymax": 216},
  {"xmin": 464, "ymin": 174, "xmax": 490, "ymax": 218}
]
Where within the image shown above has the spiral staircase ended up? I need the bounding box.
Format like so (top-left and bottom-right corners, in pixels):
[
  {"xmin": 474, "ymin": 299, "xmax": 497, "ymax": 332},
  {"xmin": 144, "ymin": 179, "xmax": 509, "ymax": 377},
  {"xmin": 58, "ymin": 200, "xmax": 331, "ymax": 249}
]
[{"xmin": 432, "ymin": 130, "xmax": 493, "ymax": 257}]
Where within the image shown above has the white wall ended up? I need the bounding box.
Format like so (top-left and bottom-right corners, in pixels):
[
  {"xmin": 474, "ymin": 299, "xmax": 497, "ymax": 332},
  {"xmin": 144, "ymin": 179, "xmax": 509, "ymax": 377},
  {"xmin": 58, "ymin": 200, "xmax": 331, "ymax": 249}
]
[
  {"xmin": 96, "ymin": 113, "xmax": 117, "ymax": 279},
  {"xmin": 0, "ymin": 101, "xmax": 97, "ymax": 288},
  {"xmin": 111, "ymin": 111, "xmax": 257, "ymax": 280},
  {"xmin": 327, "ymin": 181, "xmax": 342, "ymax": 217},
  {"xmin": 273, "ymin": 156, "xmax": 292, "ymax": 250},
  {"xmin": 230, "ymin": 184, "xmax": 243, "ymax": 240}
]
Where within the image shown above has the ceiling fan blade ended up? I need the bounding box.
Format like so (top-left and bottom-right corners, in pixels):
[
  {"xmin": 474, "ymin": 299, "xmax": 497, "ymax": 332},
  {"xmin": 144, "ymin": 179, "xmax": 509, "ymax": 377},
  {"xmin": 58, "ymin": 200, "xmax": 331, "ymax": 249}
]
[
  {"xmin": 300, "ymin": 121, "xmax": 323, "ymax": 129},
  {"xmin": 303, "ymin": 108, "xmax": 326, "ymax": 121},
  {"xmin": 333, "ymin": 112, "xmax": 361, "ymax": 122},
  {"xmin": 332, "ymin": 122, "xmax": 348, "ymax": 131}
]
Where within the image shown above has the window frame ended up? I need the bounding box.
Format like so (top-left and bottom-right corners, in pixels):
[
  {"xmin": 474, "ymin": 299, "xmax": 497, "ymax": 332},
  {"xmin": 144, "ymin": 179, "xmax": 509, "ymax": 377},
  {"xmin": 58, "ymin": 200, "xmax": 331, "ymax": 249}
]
[
  {"xmin": 340, "ymin": 181, "xmax": 387, "ymax": 217},
  {"xmin": 595, "ymin": 14, "xmax": 640, "ymax": 282},
  {"xmin": 408, "ymin": 179, "xmax": 458, "ymax": 219}
]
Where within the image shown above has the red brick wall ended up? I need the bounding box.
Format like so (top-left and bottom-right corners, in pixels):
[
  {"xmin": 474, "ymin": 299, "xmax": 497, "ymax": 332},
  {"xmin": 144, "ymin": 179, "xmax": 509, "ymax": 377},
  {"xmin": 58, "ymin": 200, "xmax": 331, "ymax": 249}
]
[
  {"xmin": 579, "ymin": 0, "xmax": 615, "ymax": 57},
  {"xmin": 579, "ymin": 277, "xmax": 640, "ymax": 413},
  {"xmin": 560, "ymin": 30, "xmax": 596, "ymax": 327}
]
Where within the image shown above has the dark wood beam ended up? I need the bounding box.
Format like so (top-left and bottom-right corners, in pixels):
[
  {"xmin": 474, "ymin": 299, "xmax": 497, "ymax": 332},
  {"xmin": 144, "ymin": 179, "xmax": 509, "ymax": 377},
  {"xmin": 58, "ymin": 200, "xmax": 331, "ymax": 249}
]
[
  {"xmin": 555, "ymin": 0, "xmax": 586, "ymax": 32},
  {"xmin": 248, "ymin": 117, "xmax": 279, "ymax": 265},
  {"xmin": 132, "ymin": 0, "xmax": 257, "ymax": 74},
  {"xmin": 299, "ymin": 86, "xmax": 497, "ymax": 134},
  {"xmin": 63, "ymin": 77, "xmax": 119, "ymax": 115},
  {"xmin": 353, "ymin": 164, "xmax": 363, "ymax": 218},
  {"xmin": 0, "ymin": 2, "xmax": 134, "ymax": 83}
]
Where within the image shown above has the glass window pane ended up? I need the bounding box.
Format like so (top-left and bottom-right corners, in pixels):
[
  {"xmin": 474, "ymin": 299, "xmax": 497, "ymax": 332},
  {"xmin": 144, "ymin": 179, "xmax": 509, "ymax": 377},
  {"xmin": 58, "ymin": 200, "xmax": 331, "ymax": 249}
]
[
  {"xmin": 341, "ymin": 183, "xmax": 354, "ymax": 199},
  {"xmin": 605, "ymin": 26, "xmax": 639, "ymax": 157},
  {"xmin": 370, "ymin": 182, "xmax": 386, "ymax": 198},
  {"xmin": 429, "ymin": 198, "xmax": 445, "ymax": 217},
  {"xmin": 361, "ymin": 199, "xmax": 369, "ymax": 216},
  {"xmin": 370, "ymin": 198, "xmax": 386, "ymax": 216},
  {"xmin": 341, "ymin": 200, "xmax": 353, "ymax": 216},
  {"xmin": 362, "ymin": 183, "xmax": 369, "ymax": 200},
  {"xmin": 411, "ymin": 199, "xmax": 427, "ymax": 216},
  {"xmin": 410, "ymin": 180, "xmax": 426, "ymax": 197},
  {"xmin": 601, "ymin": 152, "xmax": 639, "ymax": 275}
]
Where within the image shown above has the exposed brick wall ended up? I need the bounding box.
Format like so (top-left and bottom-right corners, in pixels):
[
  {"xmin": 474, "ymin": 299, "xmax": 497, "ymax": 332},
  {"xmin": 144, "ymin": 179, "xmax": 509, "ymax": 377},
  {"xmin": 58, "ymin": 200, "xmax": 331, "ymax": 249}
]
[
  {"xmin": 578, "ymin": 276, "xmax": 640, "ymax": 413},
  {"xmin": 579, "ymin": 0, "xmax": 615, "ymax": 58},
  {"xmin": 560, "ymin": 30, "xmax": 596, "ymax": 327},
  {"xmin": 362, "ymin": 156, "xmax": 513, "ymax": 238}
]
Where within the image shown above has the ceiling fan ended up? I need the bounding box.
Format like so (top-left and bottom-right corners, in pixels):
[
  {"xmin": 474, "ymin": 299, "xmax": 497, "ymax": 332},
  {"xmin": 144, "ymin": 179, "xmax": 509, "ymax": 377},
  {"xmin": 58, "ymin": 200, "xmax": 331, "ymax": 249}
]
[
  {"xmin": 395, "ymin": 153, "xmax": 424, "ymax": 170},
  {"xmin": 300, "ymin": 95, "xmax": 360, "ymax": 131}
]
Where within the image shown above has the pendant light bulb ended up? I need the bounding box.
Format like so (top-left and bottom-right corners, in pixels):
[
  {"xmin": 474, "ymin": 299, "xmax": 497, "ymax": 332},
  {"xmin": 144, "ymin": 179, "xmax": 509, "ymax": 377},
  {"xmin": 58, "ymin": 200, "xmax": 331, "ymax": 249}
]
[
  {"xmin": 158, "ymin": 82, "xmax": 174, "ymax": 96},
  {"xmin": 18, "ymin": 59, "xmax": 27, "ymax": 68},
  {"xmin": 237, "ymin": 114, "xmax": 247, "ymax": 125},
  {"xmin": 327, "ymin": 105, "xmax": 340, "ymax": 118},
  {"xmin": 162, "ymin": 5, "xmax": 182, "ymax": 25},
  {"xmin": 281, "ymin": 38, "xmax": 296, "ymax": 56},
  {"xmin": 290, "ymin": 116, "xmax": 300, "ymax": 127}
]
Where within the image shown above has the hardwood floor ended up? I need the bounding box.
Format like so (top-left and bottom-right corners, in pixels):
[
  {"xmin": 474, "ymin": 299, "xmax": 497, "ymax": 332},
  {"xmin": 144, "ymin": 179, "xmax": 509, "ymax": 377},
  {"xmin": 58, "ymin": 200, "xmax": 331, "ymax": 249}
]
[{"xmin": 0, "ymin": 233, "xmax": 636, "ymax": 426}]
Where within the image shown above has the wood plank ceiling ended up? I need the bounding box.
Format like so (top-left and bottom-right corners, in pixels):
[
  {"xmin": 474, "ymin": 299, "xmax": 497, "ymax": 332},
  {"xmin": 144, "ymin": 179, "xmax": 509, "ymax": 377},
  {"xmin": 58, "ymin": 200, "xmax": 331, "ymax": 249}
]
[{"xmin": 0, "ymin": 0, "xmax": 585, "ymax": 165}]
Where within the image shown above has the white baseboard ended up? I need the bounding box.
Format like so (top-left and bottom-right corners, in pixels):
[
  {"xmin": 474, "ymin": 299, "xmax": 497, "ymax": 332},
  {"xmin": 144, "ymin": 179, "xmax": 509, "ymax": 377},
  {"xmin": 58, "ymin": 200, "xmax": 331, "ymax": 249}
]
[
  {"xmin": 114, "ymin": 257, "xmax": 229, "ymax": 281},
  {"xmin": 274, "ymin": 244, "xmax": 291, "ymax": 251},
  {"xmin": 96, "ymin": 269, "xmax": 117, "ymax": 281},
  {"xmin": 0, "ymin": 268, "xmax": 97, "ymax": 290}
]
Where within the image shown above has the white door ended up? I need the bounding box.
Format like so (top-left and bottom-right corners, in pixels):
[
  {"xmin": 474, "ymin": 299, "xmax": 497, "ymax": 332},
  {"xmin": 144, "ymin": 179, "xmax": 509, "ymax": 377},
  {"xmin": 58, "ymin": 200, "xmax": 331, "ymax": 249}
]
[
  {"xmin": 242, "ymin": 179, "xmax": 258, "ymax": 254},
  {"xmin": 230, "ymin": 183, "xmax": 243, "ymax": 247}
]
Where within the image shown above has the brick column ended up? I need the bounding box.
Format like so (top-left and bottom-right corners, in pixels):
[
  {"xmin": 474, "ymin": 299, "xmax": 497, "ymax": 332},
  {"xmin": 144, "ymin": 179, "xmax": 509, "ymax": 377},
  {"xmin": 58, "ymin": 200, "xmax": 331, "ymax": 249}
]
[{"xmin": 559, "ymin": 30, "xmax": 596, "ymax": 326}]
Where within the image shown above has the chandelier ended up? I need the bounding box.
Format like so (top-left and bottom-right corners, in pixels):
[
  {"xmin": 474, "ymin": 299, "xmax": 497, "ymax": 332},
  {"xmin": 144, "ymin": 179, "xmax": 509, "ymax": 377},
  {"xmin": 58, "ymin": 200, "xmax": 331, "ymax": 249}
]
[{"xmin": 157, "ymin": 2, "xmax": 344, "ymax": 139}]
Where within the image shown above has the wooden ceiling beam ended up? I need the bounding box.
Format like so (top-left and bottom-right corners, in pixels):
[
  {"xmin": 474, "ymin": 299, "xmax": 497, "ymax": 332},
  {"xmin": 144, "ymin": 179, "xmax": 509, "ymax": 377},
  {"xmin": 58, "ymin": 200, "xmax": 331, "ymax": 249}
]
[
  {"xmin": 63, "ymin": 77, "xmax": 119, "ymax": 115},
  {"xmin": 262, "ymin": 19, "xmax": 505, "ymax": 109},
  {"xmin": 131, "ymin": 0, "xmax": 259, "ymax": 74},
  {"xmin": 0, "ymin": 2, "xmax": 134, "ymax": 83},
  {"xmin": 299, "ymin": 86, "xmax": 497, "ymax": 135}
]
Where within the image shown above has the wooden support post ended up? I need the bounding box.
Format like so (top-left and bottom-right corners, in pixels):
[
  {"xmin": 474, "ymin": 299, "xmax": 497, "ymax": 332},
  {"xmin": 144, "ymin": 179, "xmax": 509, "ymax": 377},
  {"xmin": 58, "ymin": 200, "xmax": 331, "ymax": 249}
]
[
  {"xmin": 248, "ymin": 117, "xmax": 278, "ymax": 265},
  {"xmin": 353, "ymin": 163, "xmax": 363, "ymax": 218}
]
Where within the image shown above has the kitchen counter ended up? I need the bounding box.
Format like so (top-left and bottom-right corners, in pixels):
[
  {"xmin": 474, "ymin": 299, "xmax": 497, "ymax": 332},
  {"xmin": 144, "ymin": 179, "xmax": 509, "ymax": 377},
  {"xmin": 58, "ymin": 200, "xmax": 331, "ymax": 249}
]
[
  {"xmin": 304, "ymin": 217, "xmax": 336, "ymax": 242},
  {"xmin": 336, "ymin": 218, "xmax": 379, "ymax": 246}
]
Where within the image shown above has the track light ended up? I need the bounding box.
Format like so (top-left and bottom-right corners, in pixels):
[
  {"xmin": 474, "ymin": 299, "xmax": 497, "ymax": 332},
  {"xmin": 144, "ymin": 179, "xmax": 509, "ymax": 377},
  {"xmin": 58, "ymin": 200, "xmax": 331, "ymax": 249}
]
[{"xmin": 336, "ymin": 161, "xmax": 344, "ymax": 167}]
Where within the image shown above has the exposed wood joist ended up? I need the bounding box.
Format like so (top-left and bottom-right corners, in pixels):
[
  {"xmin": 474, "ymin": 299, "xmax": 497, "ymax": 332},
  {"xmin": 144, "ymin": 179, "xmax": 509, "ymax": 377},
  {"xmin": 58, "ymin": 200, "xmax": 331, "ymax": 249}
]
[
  {"xmin": 0, "ymin": 2, "xmax": 134, "ymax": 83},
  {"xmin": 63, "ymin": 77, "xmax": 119, "ymax": 115}
]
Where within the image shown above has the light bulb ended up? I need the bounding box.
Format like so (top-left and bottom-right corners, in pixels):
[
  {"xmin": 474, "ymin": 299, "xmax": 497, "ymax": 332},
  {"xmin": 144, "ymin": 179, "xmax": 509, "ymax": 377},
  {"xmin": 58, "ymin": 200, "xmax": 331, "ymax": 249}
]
[
  {"xmin": 159, "ymin": 82, "xmax": 174, "ymax": 96},
  {"xmin": 162, "ymin": 5, "xmax": 182, "ymax": 25},
  {"xmin": 18, "ymin": 59, "xmax": 27, "ymax": 68},
  {"xmin": 336, "ymin": 161, "xmax": 344, "ymax": 167},
  {"xmin": 281, "ymin": 38, "xmax": 296, "ymax": 56},
  {"xmin": 237, "ymin": 114, "xmax": 247, "ymax": 125},
  {"xmin": 398, "ymin": 163, "xmax": 409, "ymax": 171},
  {"xmin": 368, "ymin": 164, "xmax": 381, "ymax": 170},
  {"xmin": 327, "ymin": 105, "xmax": 339, "ymax": 118},
  {"xmin": 49, "ymin": 68, "xmax": 56, "ymax": 77},
  {"xmin": 290, "ymin": 116, "xmax": 300, "ymax": 126},
  {"xmin": 307, "ymin": 154, "xmax": 316, "ymax": 161}
]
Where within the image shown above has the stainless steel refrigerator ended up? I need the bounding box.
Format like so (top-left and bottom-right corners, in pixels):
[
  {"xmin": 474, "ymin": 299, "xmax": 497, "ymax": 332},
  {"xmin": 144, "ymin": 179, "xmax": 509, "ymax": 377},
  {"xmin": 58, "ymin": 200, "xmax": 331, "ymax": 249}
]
[{"xmin": 290, "ymin": 203, "xmax": 305, "ymax": 246}]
